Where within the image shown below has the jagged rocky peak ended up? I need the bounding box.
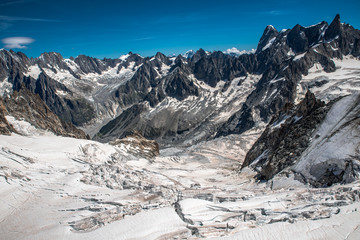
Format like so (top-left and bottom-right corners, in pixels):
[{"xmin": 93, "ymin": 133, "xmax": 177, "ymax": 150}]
[
  {"xmin": 118, "ymin": 51, "xmax": 144, "ymax": 68},
  {"xmin": 126, "ymin": 51, "xmax": 143, "ymax": 61},
  {"xmin": 287, "ymin": 24, "xmax": 309, "ymax": 53},
  {"xmin": 35, "ymin": 52, "xmax": 75, "ymax": 74},
  {"xmin": 38, "ymin": 52, "xmax": 63, "ymax": 64},
  {"xmin": 0, "ymin": 49, "xmax": 30, "ymax": 79},
  {"xmin": 182, "ymin": 49, "xmax": 195, "ymax": 59},
  {"xmin": 109, "ymin": 131, "xmax": 160, "ymax": 160},
  {"xmin": 191, "ymin": 48, "xmax": 207, "ymax": 62},
  {"xmin": 169, "ymin": 55, "xmax": 191, "ymax": 75},
  {"xmin": 163, "ymin": 68, "xmax": 199, "ymax": 101},
  {"xmin": 74, "ymin": 54, "xmax": 107, "ymax": 74},
  {"xmin": 324, "ymin": 14, "xmax": 341, "ymax": 41},
  {"xmin": 154, "ymin": 52, "xmax": 170, "ymax": 64},
  {"xmin": 256, "ymin": 25, "xmax": 279, "ymax": 53}
]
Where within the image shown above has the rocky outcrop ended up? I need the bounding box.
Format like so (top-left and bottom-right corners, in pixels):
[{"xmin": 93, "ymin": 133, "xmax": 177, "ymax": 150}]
[
  {"xmin": 241, "ymin": 91, "xmax": 330, "ymax": 180},
  {"xmin": 3, "ymin": 86, "xmax": 88, "ymax": 139},
  {"xmin": 0, "ymin": 97, "xmax": 16, "ymax": 135},
  {"xmin": 242, "ymin": 92, "xmax": 360, "ymax": 187},
  {"xmin": 109, "ymin": 131, "xmax": 159, "ymax": 160},
  {"xmin": 292, "ymin": 94, "xmax": 360, "ymax": 187},
  {"xmin": 95, "ymin": 103, "xmax": 148, "ymax": 142}
]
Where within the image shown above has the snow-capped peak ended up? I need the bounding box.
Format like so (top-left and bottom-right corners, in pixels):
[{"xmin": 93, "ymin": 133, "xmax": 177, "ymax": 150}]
[
  {"xmin": 119, "ymin": 53, "xmax": 130, "ymax": 61},
  {"xmin": 182, "ymin": 50, "xmax": 195, "ymax": 59}
]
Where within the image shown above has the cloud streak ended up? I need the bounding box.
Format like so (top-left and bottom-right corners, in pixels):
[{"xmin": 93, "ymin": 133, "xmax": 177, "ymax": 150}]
[
  {"xmin": 0, "ymin": 0, "xmax": 34, "ymax": 7},
  {"xmin": 0, "ymin": 15, "xmax": 59, "ymax": 22},
  {"xmin": 0, "ymin": 15, "xmax": 60, "ymax": 31},
  {"xmin": 2, "ymin": 37, "xmax": 35, "ymax": 49},
  {"xmin": 133, "ymin": 36, "xmax": 156, "ymax": 41}
]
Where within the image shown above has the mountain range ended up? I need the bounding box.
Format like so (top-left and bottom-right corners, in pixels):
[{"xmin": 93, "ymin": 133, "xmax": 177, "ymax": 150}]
[{"xmin": 1, "ymin": 14, "xmax": 360, "ymax": 239}]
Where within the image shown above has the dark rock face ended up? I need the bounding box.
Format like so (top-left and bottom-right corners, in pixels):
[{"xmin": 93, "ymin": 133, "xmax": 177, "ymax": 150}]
[
  {"xmin": 0, "ymin": 97, "xmax": 16, "ymax": 135},
  {"xmin": 192, "ymin": 51, "xmax": 249, "ymax": 88},
  {"xmin": 324, "ymin": 14, "xmax": 341, "ymax": 41},
  {"xmin": 3, "ymin": 86, "xmax": 88, "ymax": 139},
  {"xmin": 95, "ymin": 103, "xmax": 148, "ymax": 142},
  {"xmin": 74, "ymin": 55, "xmax": 107, "ymax": 74},
  {"xmin": 241, "ymin": 91, "xmax": 330, "ymax": 180},
  {"xmin": 256, "ymin": 25, "xmax": 278, "ymax": 54},
  {"xmin": 14, "ymin": 72, "xmax": 95, "ymax": 126},
  {"xmin": 113, "ymin": 62, "xmax": 160, "ymax": 106},
  {"xmin": 287, "ymin": 24, "xmax": 310, "ymax": 53},
  {"xmin": 164, "ymin": 68, "xmax": 199, "ymax": 101},
  {"xmin": 0, "ymin": 49, "xmax": 95, "ymax": 126}
]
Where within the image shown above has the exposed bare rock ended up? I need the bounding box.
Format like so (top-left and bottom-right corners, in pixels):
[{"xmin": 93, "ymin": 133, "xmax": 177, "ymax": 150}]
[
  {"xmin": 242, "ymin": 92, "xmax": 360, "ymax": 187},
  {"xmin": 0, "ymin": 97, "xmax": 16, "ymax": 135},
  {"xmin": 3, "ymin": 86, "xmax": 88, "ymax": 139},
  {"xmin": 109, "ymin": 131, "xmax": 159, "ymax": 159},
  {"xmin": 242, "ymin": 91, "xmax": 330, "ymax": 180}
]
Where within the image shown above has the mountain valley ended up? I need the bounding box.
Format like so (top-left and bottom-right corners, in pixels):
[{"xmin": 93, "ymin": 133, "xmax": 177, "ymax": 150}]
[{"xmin": 0, "ymin": 14, "xmax": 360, "ymax": 239}]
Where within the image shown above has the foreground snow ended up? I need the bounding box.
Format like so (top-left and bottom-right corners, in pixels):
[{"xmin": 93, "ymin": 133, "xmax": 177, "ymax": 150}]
[{"xmin": 0, "ymin": 116, "xmax": 359, "ymax": 239}]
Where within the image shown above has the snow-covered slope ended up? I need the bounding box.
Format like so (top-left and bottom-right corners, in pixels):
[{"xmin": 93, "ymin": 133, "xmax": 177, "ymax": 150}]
[
  {"xmin": 1, "ymin": 119, "xmax": 360, "ymax": 239},
  {"xmin": 296, "ymin": 56, "xmax": 360, "ymax": 103}
]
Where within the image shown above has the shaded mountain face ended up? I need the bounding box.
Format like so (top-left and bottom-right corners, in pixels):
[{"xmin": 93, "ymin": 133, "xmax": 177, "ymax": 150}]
[
  {"xmin": 241, "ymin": 91, "xmax": 330, "ymax": 179},
  {"xmin": 0, "ymin": 97, "xmax": 16, "ymax": 135},
  {"xmin": 2, "ymin": 86, "xmax": 88, "ymax": 139},
  {"xmin": 0, "ymin": 14, "xmax": 359, "ymax": 147},
  {"xmin": 242, "ymin": 92, "xmax": 360, "ymax": 187}
]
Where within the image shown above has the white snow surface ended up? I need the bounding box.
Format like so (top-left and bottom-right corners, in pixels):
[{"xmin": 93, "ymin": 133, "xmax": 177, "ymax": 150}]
[
  {"xmin": 293, "ymin": 94, "xmax": 360, "ymax": 181},
  {"xmin": 296, "ymin": 55, "xmax": 360, "ymax": 103},
  {"xmin": 24, "ymin": 65, "xmax": 42, "ymax": 79},
  {"xmin": 0, "ymin": 78, "xmax": 12, "ymax": 97},
  {"xmin": 1, "ymin": 117, "xmax": 360, "ymax": 239}
]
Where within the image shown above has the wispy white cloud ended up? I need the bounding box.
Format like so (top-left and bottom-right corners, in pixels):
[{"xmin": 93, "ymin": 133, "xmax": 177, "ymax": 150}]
[
  {"xmin": 0, "ymin": 15, "xmax": 59, "ymax": 22},
  {"xmin": 0, "ymin": 15, "xmax": 59, "ymax": 31},
  {"xmin": 2, "ymin": 37, "xmax": 35, "ymax": 49}
]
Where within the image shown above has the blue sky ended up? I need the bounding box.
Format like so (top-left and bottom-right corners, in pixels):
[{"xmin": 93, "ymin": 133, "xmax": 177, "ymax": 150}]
[{"xmin": 0, "ymin": 0, "xmax": 359, "ymax": 58}]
